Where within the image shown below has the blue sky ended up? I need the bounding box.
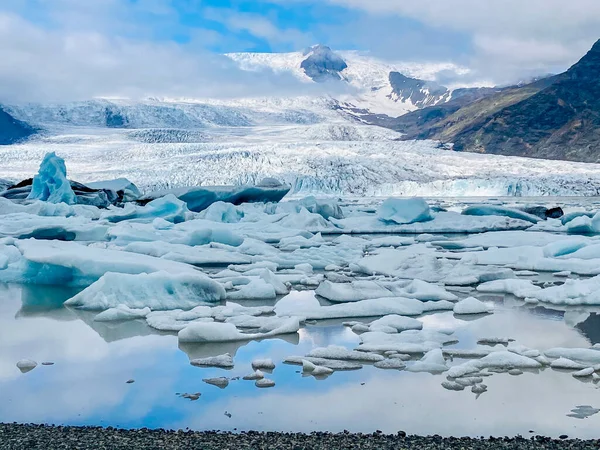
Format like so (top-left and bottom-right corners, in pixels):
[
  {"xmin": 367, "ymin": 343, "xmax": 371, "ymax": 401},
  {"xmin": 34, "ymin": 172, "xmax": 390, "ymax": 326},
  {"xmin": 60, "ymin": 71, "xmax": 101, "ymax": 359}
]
[{"xmin": 0, "ymin": 0, "xmax": 599, "ymax": 101}]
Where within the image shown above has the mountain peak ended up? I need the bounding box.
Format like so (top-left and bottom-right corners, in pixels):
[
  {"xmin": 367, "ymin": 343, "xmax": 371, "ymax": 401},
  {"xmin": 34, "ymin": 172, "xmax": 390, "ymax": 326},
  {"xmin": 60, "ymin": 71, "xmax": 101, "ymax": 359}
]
[
  {"xmin": 300, "ymin": 45, "xmax": 347, "ymax": 83},
  {"xmin": 567, "ymin": 38, "xmax": 600, "ymax": 81}
]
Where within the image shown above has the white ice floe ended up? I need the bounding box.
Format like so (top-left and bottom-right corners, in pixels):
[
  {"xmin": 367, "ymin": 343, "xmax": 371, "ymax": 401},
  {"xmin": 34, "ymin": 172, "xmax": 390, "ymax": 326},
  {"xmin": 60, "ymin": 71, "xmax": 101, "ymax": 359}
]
[
  {"xmin": 227, "ymin": 278, "xmax": 277, "ymax": 300},
  {"xmin": 16, "ymin": 359, "xmax": 38, "ymax": 373},
  {"xmin": 572, "ymin": 368, "xmax": 595, "ymax": 378},
  {"xmin": 406, "ymin": 349, "xmax": 448, "ymax": 373},
  {"xmin": 190, "ymin": 353, "xmax": 235, "ymax": 369},
  {"xmin": 93, "ymin": 305, "xmax": 151, "ymax": 322},
  {"xmin": 462, "ymin": 205, "xmax": 540, "ymax": 224},
  {"xmin": 203, "ymin": 377, "xmax": 230, "ymax": 388},
  {"xmin": 358, "ymin": 329, "xmax": 456, "ymax": 354},
  {"xmin": 283, "ymin": 356, "xmax": 363, "ymax": 370},
  {"xmin": 178, "ymin": 317, "xmax": 300, "ymax": 343},
  {"xmin": 544, "ymin": 348, "xmax": 600, "ymax": 365},
  {"xmin": 550, "ymin": 357, "xmax": 589, "ymax": 370},
  {"xmin": 255, "ymin": 378, "xmax": 275, "ymax": 388},
  {"xmin": 65, "ymin": 271, "xmax": 226, "ymax": 310},
  {"xmin": 374, "ymin": 359, "xmax": 407, "ymax": 370},
  {"xmin": 377, "ymin": 198, "xmax": 433, "ymax": 225},
  {"xmin": 307, "ymin": 345, "xmax": 384, "ymax": 362},
  {"xmin": 243, "ymin": 370, "xmax": 264, "ymax": 380},
  {"xmin": 453, "ymin": 297, "xmax": 493, "ymax": 315},
  {"xmin": 252, "ymin": 358, "xmax": 276, "ymax": 371},
  {"xmin": 476, "ymin": 279, "xmax": 540, "ymax": 298},
  {"xmin": 275, "ymin": 293, "xmax": 446, "ymax": 320},
  {"xmin": 368, "ymin": 315, "xmax": 423, "ymax": 333},
  {"xmin": 447, "ymin": 351, "xmax": 542, "ymax": 378}
]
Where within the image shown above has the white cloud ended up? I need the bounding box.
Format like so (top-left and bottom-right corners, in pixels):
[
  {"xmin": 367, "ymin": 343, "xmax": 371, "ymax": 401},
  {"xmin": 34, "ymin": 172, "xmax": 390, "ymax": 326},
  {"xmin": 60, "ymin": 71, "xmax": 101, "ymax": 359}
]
[
  {"xmin": 0, "ymin": 12, "xmax": 326, "ymax": 103},
  {"xmin": 311, "ymin": 0, "xmax": 600, "ymax": 82}
]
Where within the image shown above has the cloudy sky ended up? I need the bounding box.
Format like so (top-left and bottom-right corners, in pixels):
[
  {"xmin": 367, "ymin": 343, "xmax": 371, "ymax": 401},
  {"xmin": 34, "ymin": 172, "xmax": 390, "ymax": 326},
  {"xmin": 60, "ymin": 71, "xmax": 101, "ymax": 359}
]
[{"xmin": 0, "ymin": 0, "xmax": 599, "ymax": 101}]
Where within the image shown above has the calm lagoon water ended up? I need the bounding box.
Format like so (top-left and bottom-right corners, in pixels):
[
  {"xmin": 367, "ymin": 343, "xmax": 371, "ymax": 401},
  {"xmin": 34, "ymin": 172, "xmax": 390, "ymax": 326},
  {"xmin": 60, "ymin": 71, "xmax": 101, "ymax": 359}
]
[{"xmin": 2, "ymin": 282, "xmax": 600, "ymax": 438}]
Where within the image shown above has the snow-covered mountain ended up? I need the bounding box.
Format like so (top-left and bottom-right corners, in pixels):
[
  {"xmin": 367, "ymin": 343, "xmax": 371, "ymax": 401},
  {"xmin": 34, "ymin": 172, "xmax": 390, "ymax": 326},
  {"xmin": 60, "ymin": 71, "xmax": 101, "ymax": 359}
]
[{"xmin": 226, "ymin": 45, "xmax": 475, "ymax": 117}]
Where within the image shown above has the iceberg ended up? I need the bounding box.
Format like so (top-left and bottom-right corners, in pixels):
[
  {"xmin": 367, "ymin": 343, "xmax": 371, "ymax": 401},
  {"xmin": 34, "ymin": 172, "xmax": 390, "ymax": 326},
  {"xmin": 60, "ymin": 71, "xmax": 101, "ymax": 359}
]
[
  {"xmin": 65, "ymin": 271, "xmax": 226, "ymax": 310},
  {"xmin": 462, "ymin": 205, "xmax": 540, "ymax": 224},
  {"xmin": 178, "ymin": 317, "xmax": 300, "ymax": 343},
  {"xmin": 0, "ymin": 239, "xmax": 201, "ymax": 286},
  {"xmin": 141, "ymin": 183, "xmax": 291, "ymax": 213},
  {"xmin": 377, "ymin": 198, "xmax": 433, "ymax": 225},
  {"xmin": 453, "ymin": 297, "xmax": 493, "ymax": 315},
  {"xmin": 102, "ymin": 194, "xmax": 189, "ymax": 224},
  {"xmin": 27, "ymin": 152, "xmax": 76, "ymax": 204}
]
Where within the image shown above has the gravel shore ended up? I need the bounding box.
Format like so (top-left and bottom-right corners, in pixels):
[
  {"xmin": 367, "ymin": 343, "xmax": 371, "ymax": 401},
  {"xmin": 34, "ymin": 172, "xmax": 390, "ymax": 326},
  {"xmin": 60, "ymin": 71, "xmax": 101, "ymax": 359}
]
[{"xmin": 1, "ymin": 424, "xmax": 600, "ymax": 450}]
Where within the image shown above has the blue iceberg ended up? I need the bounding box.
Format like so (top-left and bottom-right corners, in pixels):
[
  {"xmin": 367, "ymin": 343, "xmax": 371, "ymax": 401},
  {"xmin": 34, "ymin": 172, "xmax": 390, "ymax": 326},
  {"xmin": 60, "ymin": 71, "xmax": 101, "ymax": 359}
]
[
  {"xmin": 27, "ymin": 152, "xmax": 76, "ymax": 204},
  {"xmin": 462, "ymin": 205, "xmax": 539, "ymax": 224},
  {"xmin": 377, "ymin": 198, "xmax": 434, "ymax": 225}
]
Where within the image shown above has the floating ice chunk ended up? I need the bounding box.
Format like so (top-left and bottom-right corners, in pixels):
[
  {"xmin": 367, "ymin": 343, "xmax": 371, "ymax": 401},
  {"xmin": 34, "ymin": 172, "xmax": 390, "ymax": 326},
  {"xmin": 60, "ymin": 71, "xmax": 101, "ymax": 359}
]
[
  {"xmin": 315, "ymin": 280, "xmax": 393, "ymax": 302},
  {"xmin": 16, "ymin": 359, "xmax": 37, "ymax": 373},
  {"xmin": 307, "ymin": 345, "xmax": 384, "ymax": 362},
  {"xmin": 103, "ymin": 194, "xmax": 189, "ymax": 224},
  {"xmin": 462, "ymin": 205, "xmax": 539, "ymax": 224},
  {"xmin": 454, "ymin": 377, "xmax": 484, "ymax": 387},
  {"xmin": 86, "ymin": 178, "xmax": 141, "ymax": 202},
  {"xmin": 471, "ymin": 385, "xmax": 487, "ymax": 395},
  {"xmin": 311, "ymin": 365, "xmax": 335, "ymax": 376},
  {"xmin": 374, "ymin": 359, "xmax": 406, "ymax": 370},
  {"xmin": 252, "ymin": 358, "xmax": 276, "ymax": 371},
  {"xmin": 368, "ymin": 236, "xmax": 415, "ymax": 248},
  {"xmin": 6, "ymin": 239, "xmax": 200, "ymax": 286},
  {"xmin": 143, "ymin": 184, "xmax": 290, "ymax": 213},
  {"xmin": 572, "ymin": 368, "xmax": 595, "ymax": 378},
  {"xmin": 442, "ymin": 381, "xmax": 465, "ymax": 391},
  {"xmin": 522, "ymin": 276, "xmax": 600, "ymax": 306},
  {"xmin": 358, "ymin": 330, "xmax": 454, "ymax": 354},
  {"xmin": 545, "ymin": 348, "xmax": 600, "ymax": 365},
  {"xmin": 179, "ymin": 317, "xmax": 300, "ymax": 343},
  {"xmin": 0, "ymin": 213, "xmax": 108, "ymax": 241},
  {"xmin": 275, "ymin": 294, "xmax": 426, "ymax": 320},
  {"xmin": 243, "ymin": 370, "xmax": 264, "ymax": 380},
  {"xmin": 302, "ymin": 360, "xmax": 317, "ymax": 373},
  {"xmin": 27, "ymin": 152, "xmax": 76, "ymax": 204},
  {"xmin": 200, "ymin": 201, "xmax": 244, "ymax": 223},
  {"xmin": 259, "ymin": 269, "xmax": 289, "ymax": 295},
  {"xmin": 406, "ymin": 349, "xmax": 448, "ymax": 373},
  {"xmin": 255, "ymin": 378, "xmax": 275, "ymax": 388},
  {"xmin": 377, "ymin": 198, "xmax": 433, "ymax": 225},
  {"xmin": 65, "ymin": 271, "xmax": 226, "ymax": 310},
  {"xmin": 453, "ymin": 297, "xmax": 493, "ymax": 315},
  {"xmin": 203, "ymin": 377, "xmax": 229, "ymax": 388},
  {"xmin": 283, "ymin": 356, "xmax": 362, "ymax": 371},
  {"xmin": 476, "ymin": 279, "xmax": 540, "ymax": 298},
  {"xmin": 293, "ymin": 196, "xmax": 344, "ymax": 220},
  {"xmin": 477, "ymin": 351, "xmax": 542, "ymax": 370},
  {"xmin": 543, "ymin": 239, "xmax": 589, "ymax": 257},
  {"xmin": 190, "ymin": 353, "xmax": 234, "ymax": 369},
  {"xmin": 93, "ymin": 305, "xmax": 151, "ymax": 322},
  {"xmin": 227, "ymin": 278, "xmax": 277, "ymax": 300},
  {"xmin": 384, "ymin": 279, "xmax": 459, "ymax": 302},
  {"xmin": 368, "ymin": 315, "xmax": 423, "ymax": 333}
]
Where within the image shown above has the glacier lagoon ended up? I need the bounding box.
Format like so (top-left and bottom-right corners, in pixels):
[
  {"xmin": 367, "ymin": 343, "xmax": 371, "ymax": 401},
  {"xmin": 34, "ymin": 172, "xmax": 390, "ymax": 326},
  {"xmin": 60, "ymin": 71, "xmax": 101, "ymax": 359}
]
[
  {"xmin": 3, "ymin": 136, "xmax": 600, "ymax": 437},
  {"xmin": 2, "ymin": 282, "xmax": 600, "ymax": 437}
]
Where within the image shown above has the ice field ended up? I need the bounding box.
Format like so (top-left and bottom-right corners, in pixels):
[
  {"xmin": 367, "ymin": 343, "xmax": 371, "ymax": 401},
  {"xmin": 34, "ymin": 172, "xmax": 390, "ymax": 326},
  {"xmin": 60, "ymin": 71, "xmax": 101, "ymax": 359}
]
[{"xmin": 2, "ymin": 149, "xmax": 600, "ymax": 436}]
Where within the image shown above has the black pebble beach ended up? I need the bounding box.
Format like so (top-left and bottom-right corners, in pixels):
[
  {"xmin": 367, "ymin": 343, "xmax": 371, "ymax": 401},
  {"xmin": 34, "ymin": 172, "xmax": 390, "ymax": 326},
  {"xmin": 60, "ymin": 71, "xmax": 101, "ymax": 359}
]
[{"xmin": 1, "ymin": 424, "xmax": 599, "ymax": 450}]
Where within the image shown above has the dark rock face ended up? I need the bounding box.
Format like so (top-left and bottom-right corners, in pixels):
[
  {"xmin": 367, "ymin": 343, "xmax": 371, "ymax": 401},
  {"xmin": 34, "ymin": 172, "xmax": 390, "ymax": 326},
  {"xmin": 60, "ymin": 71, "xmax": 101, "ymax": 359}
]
[
  {"xmin": 385, "ymin": 39, "xmax": 600, "ymax": 163},
  {"xmin": 388, "ymin": 72, "xmax": 450, "ymax": 108},
  {"xmin": 0, "ymin": 107, "xmax": 36, "ymax": 144},
  {"xmin": 301, "ymin": 45, "xmax": 348, "ymax": 83}
]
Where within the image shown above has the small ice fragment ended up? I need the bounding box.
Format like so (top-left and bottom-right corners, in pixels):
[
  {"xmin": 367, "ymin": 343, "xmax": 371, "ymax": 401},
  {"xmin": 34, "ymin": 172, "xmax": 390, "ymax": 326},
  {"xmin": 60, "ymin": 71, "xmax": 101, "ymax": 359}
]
[
  {"xmin": 16, "ymin": 359, "xmax": 37, "ymax": 373},
  {"xmin": 508, "ymin": 369, "xmax": 523, "ymax": 376},
  {"xmin": 471, "ymin": 384, "xmax": 488, "ymax": 395},
  {"xmin": 572, "ymin": 367, "xmax": 595, "ymax": 378},
  {"xmin": 252, "ymin": 358, "xmax": 275, "ymax": 371},
  {"xmin": 311, "ymin": 365, "xmax": 334, "ymax": 376},
  {"xmin": 453, "ymin": 297, "xmax": 492, "ymax": 315},
  {"xmin": 554, "ymin": 271, "xmax": 572, "ymax": 277},
  {"xmin": 442, "ymin": 381, "xmax": 465, "ymax": 391},
  {"xmin": 550, "ymin": 357, "xmax": 587, "ymax": 370},
  {"xmin": 255, "ymin": 378, "xmax": 275, "ymax": 388},
  {"xmin": 41, "ymin": 362, "xmax": 54, "ymax": 366},
  {"xmin": 126, "ymin": 379, "xmax": 135, "ymax": 384},
  {"xmin": 203, "ymin": 377, "xmax": 229, "ymax": 388},
  {"xmin": 243, "ymin": 370, "xmax": 264, "ymax": 381},
  {"xmin": 455, "ymin": 377, "xmax": 483, "ymax": 387},
  {"xmin": 374, "ymin": 359, "xmax": 406, "ymax": 370},
  {"xmin": 190, "ymin": 353, "xmax": 234, "ymax": 369},
  {"xmin": 302, "ymin": 360, "xmax": 316, "ymax": 373}
]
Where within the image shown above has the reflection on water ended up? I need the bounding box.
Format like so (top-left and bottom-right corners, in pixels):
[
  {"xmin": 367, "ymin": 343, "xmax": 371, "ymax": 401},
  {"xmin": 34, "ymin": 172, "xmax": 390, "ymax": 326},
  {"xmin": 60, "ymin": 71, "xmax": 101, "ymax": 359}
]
[{"xmin": 1, "ymin": 283, "xmax": 600, "ymax": 438}]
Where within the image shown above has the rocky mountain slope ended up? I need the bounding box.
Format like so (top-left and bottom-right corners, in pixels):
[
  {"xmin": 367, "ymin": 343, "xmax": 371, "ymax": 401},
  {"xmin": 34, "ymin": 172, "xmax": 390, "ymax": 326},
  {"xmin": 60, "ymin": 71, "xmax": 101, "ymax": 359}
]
[
  {"xmin": 0, "ymin": 107, "xmax": 36, "ymax": 144},
  {"xmin": 390, "ymin": 40, "xmax": 600, "ymax": 163}
]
